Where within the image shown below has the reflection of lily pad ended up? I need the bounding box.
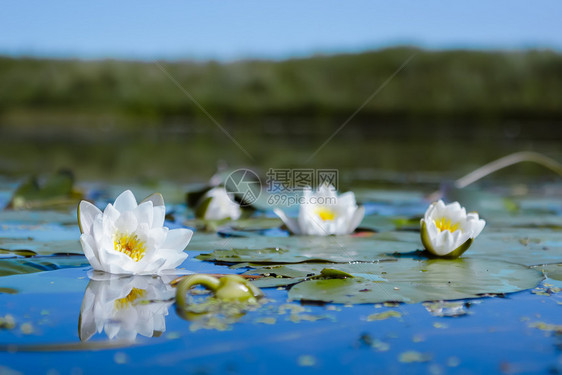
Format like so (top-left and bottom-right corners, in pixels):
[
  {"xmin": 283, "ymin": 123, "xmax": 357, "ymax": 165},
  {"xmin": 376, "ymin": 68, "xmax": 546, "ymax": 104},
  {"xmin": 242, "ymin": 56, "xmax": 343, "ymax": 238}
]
[
  {"xmin": 282, "ymin": 258, "xmax": 542, "ymax": 304},
  {"xmin": 196, "ymin": 235, "xmax": 417, "ymax": 264},
  {"xmin": 0, "ymin": 256, "xmax": 89, "ymax": 277}
]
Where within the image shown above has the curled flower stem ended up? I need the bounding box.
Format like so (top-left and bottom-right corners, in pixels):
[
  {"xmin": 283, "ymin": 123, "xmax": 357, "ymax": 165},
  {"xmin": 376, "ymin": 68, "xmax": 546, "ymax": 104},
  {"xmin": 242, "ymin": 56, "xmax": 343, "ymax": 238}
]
[
  {"xmin": 175, "ymin": 274, "xmax": 221, "ymax": 308},
  {"xmin": 175, "ymin": 274, "xmax": 264, "ymax": 308},
  {"xmin": 170, "ymin": 274, "xmax": 262, "ymax": 287},
  {"xmin": 428, "ymin": 151, "xmax": 562, "ymax": 201},
  {"xmin": 454, "ymin": 151, "xmax": 562, "ymax": 189}
]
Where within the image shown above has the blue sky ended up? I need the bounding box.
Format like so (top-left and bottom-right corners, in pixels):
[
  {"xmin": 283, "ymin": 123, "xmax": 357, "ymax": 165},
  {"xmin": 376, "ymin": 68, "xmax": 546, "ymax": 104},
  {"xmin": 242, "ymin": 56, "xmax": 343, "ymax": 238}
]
[{"xmin": 1, "ymin": 1, "xmax": 561, "ymax": 61}]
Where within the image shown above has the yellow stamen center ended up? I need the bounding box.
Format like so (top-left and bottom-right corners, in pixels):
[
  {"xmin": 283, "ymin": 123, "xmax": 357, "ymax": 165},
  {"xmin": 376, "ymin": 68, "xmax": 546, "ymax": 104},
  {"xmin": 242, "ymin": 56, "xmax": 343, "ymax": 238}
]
[
  {"xmin": 315, "ymin": 207, "xmax": 336, "ymax": 221},
  {"xmin": 114, "ymin": 288, "xmax": 147, "ymax": 310},
  {"xmin": 434, "ymin": 217, "xmax": 461, "ymax": 233},
  {"xmin": 114, "ymin": 232, "xmax": 146, "ymax": 262}
]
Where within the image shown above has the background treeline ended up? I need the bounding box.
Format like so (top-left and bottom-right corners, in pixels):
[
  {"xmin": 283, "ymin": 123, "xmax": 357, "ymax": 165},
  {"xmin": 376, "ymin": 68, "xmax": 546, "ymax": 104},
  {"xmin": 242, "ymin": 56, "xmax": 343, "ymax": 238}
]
[{"xmin": 1, "ymin": 47, "xmax": 562, "ymax": 126}]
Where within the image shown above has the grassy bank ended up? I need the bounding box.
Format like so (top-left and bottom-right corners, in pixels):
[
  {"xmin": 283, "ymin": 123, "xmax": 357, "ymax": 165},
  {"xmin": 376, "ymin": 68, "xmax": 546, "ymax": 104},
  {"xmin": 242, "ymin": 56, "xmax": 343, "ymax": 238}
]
[{"xmin": 1, "ymin": 47, "xmax": 562, "ymax": 128}]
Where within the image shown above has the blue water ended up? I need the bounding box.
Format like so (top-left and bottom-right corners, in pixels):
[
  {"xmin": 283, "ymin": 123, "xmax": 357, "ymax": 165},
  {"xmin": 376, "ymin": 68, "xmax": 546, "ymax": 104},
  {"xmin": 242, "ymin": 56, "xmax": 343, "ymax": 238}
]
[
  {"xmin": 1, "ymin": 182, "xmax": 561, "ymax": 374},
  {"xmin": 0, "ymin": 258, "xmax": 561, "ymax": 374}
]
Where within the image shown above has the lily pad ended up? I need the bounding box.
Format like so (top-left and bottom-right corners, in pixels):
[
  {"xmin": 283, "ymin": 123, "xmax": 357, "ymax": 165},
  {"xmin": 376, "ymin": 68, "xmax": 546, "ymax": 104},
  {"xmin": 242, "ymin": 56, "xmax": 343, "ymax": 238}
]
[
  {"xmin": 467, "ymin": 229, "xmax": 562, "ymax": 266},
  {"xmin": 284, "ymin": 258, "xmax": 542, "ymax": 304},
  {"xmin": 0, "ymin": 210, "xmax": 77, "ymax": 225},
  {"xmin": 196, "ymin": 234, "xmax": 417, "ymax": 264},
  {"xmin": 5, "ymin": 171, "xmax": 82, "ymax": 210},
  {"xmin": 0, "ymin": 256, "xmax": 90, "ymax": 277},
  {"xmin": 0, "ymin": 239, "xmax": 82, "ymax": 256},
  {"xmin": 535, "ymin": 263, "xmax": 562, "ymax": 281}
]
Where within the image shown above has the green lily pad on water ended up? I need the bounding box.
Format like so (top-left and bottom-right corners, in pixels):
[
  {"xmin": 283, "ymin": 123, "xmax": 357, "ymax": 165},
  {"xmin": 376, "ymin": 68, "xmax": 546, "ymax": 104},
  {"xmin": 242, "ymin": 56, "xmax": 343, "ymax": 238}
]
[
  {"xmin": 0, "ymin": 210, "xmax": 77, "ymax": 225},
  {"xmin": 0, "ymin": 256, "xmax": 90, "ymax": 278},
  {"xmin": 5, "ymin": 171, "xmax": 83, "ymax": 210},
  {"xmin": 464, "ymin": 229, "xmax": 562, "ymax": 267},
  {"xmin": 0, "ymin": 239, "xmax": 82, "ymax": 256},
  {"xmin": 196, "ymin": 234, "xmax": 417, "ymax": 264},
  {"xmin": 284, "ymin": 258, "xmax": 542, "ymax": 304},
  {"xmin": 534, "ymin": 263, "xmax": 562, "ymax": 281}
]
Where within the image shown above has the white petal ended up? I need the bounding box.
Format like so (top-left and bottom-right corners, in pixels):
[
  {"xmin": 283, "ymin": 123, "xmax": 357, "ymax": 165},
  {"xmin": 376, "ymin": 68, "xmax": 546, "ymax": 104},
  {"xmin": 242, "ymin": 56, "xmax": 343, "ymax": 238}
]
[
  {"xmin": 470, "ymin": 218, "xmax": 486, "ymax": 238},
  {"xmin": 443, "ymin": 201, "xmax": 463, "ymax": 219},
  {"xmin": 427, "ymin": 220, "xmax": 439, "ymax": 239},
  {"xmin": 157, "ymin": 250, "xmax": 188, "ymax": 270},
  {"xmin": 136, "ymin": 257, "xmax": 167, "ymax": 275},
  {"xmin": 424, "ymin": 201, "xmax": 440, "ymax": 220},
  {"xmin": 299, "ymin": 212, "xmax": 330, "ymax": 236},
  {"xmin": 115, "ymin": 212, "xmax": 138, "ymax": 234},
  {"xmin": 113, "ymin": 190, "xmax": 138, "ymax": 213},
  {"xmin": 347, "ymin": 206, "xmax": 365, "ymax": 233},
  {"xmin": 147, "ymin": 227, "xmax": 169, "ymax": 251},
  {"xmin": 162, "ymin": 228, "xmax": 193, "ymax": 252},
  {"xmin": 273, "ymin": 208, "xmax": 301, "ymax": 235},
  {"xmin": 141, "ymin": 193, "xmax": 166, "ymax": 228},
  {"xmin": 80, "ymin": 234, "xmax": 103, "ymax": 271},
  {"xmin": 78, "ymin": 201, "xmax": 102, "ymax": 235},
  {"xmin": 103, "ymin": 204, "xmax": 121, "ymax": 224},
  {"xmin": 133, "ymin": 201, "xmax": 154, "ymax": 228},
  {"xmin": 337, "ymin": 192, "xmax": 357, "ymax": 208}
]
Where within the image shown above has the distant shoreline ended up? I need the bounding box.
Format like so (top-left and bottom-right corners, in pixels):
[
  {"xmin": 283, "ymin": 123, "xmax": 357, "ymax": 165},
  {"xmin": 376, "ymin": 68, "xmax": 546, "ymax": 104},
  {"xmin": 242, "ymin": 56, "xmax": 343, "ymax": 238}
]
[{"xmin": 1, "ymin": 47, "xmax": 561, "ymax": 128}]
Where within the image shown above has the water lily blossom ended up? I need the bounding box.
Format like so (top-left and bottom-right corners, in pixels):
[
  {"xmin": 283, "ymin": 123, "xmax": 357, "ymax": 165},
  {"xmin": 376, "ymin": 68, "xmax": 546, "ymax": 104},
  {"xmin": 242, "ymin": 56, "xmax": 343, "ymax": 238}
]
[
  {"xmin": 420, "ymin": 200, "xmax": 486, "ymax": 258},
  {"xmin": 79, "ymin": 275, "xmax": 174, "ymax": 341},
  {"xmin": 273, "ymin": 185, "xmax": 364, "ymax": 236},
  {"xmin": 78, "ymin": 190, "xmax": 193, "ymax": 275},
  {"xmin": 197, "ymin": 186, "xmax": 242, "ymax": 221}
]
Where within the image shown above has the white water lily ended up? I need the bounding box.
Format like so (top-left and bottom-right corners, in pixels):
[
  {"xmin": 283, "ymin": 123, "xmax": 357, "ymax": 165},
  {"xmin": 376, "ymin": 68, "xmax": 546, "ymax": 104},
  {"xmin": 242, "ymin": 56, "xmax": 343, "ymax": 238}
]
[
  {"xmin": 199, "ymin": 186, "xmax": 242, "ymax": 221},
  {"xmin": 420, "ymin": 200, "xmax": 486, "ymax": 257},
  {"xmin": 273, "ymin": 185, "xmax": 365, "ymax": 236},
  {"xmin": 79, "ymin": 274, "xmax": 174, "ymax": 341},
  {"xmin": 78, "ymin": 190, "xmax": 193, "ymax": 275}
]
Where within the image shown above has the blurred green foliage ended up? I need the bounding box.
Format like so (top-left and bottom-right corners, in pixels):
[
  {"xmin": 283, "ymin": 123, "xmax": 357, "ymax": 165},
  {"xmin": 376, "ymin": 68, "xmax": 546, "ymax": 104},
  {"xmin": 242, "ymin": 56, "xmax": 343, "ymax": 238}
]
[
  {"xmin": 1, "ymin": 47, "xmax": 561, "ymax": 123},
  {"xmin": 0, "ymin": 48, "xmax": 561, "ymax": 182}
]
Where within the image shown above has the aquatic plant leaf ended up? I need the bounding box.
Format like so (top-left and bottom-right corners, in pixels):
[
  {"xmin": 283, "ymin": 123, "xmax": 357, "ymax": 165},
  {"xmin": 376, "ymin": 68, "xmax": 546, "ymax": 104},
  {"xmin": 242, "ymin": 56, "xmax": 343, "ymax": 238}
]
[
  {"xmin": 287, "ymin": 258, "xmax": 542, "ymax": 304},
  {"xmin": 0, "ymin": 249, "xmax": 37, "ymax": 258},
  {"xmin": 0, "ymin": 239, "xmax": 82, "ymax": 256},
  {"xmin": 0, "ymin": 210, "xmax": 77, "ymax": 225},
  {"xmin": 0, "ymin": 256, "xmax": 89, "ymax": 277},
  {"xmin": 466, "ymin": 228, "xmax": 562, "ymax": 266},
  {"xmin": 196, "ymin": 234, "xmax": 417, "ymax": 264},
  {"xmin": 5, "ymin": 171, "xmax": 82, "ymax": 210},
  {"xmin": 535, "ymin": 263, "xmax": 562, "ymax": 281}
]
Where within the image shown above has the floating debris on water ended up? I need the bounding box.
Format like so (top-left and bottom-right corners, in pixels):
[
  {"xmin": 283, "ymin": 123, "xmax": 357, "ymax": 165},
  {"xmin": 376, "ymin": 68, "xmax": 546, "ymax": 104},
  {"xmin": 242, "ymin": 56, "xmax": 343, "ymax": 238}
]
[
  {"xmin": 367, "ymin": 310, "xmax": 402, "ymax": 322},
  {"xmin": 20, "ymin": 323, "xmax": 34, "ymax": 335},
  {"xmin": 412, "ymin": 334, "xmax": 425, "ymax": 343},
  {"xmin": 528, "ymin": 321, "xmax": 562, "ymax": 334},
  {"xmin": 297, "ymin": 355, "xmax": 316, "ymax": 367},
  {"xmin": 255, "ymin": 317, "xmax": 276, "ymax": 325},
  {"xmin": 113, "ymin": 352, "xmax": 129, "ymax": 364},
  {"xmin": 447, "ymin": 356, "xmax": 461, "ymax": 367},
  {"xmin": 0, "ymin": 314, "xmax": 16, "ymax": 330},
  {"xmin": 423, "ymin": 301, "xmax": 471, "ymax": 317},
  {"xmin": 165, "ymin": 332, "xmax": 180, "ymax": 340},
  {"xmin": 399, "ymin": 350, "xmax": 432, "ymax": 363}
]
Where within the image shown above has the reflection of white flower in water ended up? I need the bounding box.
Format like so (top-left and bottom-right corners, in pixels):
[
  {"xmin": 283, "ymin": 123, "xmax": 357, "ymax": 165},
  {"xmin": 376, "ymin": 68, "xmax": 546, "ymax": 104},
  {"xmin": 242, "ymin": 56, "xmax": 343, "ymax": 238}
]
[
  {"xmin": 79, "ymin": 274, "xmax": 174, "ymax": 342},
  {"xmin": 78, "ymin": 190, "xmax": 193, "ymax": 275},
  {"xmin": 199, "ymin": 187, "xmax": 242, "ymax": 221},
  {"xmin": 273, "ymin": 185, "xmax": 364, "ymax": 236},
  {"xmin": 420, "ymin": 200, "xmax": 486, "ymax": 257}
]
